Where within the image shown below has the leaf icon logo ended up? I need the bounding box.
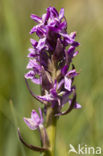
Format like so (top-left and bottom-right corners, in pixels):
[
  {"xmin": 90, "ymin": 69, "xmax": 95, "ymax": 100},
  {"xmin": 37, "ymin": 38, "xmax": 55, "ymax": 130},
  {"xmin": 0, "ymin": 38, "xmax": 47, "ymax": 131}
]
[{"xmin": 68, "ymin": 144, "xmax": 77, "ymax": 154}]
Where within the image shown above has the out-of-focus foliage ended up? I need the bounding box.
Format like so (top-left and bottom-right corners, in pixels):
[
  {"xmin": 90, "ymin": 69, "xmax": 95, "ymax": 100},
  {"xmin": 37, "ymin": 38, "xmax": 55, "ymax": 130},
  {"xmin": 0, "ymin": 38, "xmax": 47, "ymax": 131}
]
[{"xmin": 0, "ymin": 0, "xmax": 103, "ymax": 156}]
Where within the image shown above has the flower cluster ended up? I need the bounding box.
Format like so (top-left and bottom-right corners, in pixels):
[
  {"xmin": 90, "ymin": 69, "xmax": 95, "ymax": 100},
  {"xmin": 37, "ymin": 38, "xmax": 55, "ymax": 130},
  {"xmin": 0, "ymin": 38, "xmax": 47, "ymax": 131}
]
[{"xmin": 24, "ymin": 6, "xmax": 81, "ymax": 129}]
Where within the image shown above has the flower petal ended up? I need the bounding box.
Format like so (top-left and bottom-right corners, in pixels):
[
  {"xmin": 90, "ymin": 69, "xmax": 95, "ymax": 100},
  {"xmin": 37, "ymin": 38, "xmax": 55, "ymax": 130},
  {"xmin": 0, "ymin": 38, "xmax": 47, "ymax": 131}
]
[
  {"xmin": 50, "ymin": 7, "xmax": 59, "ymax": 17},
  {"xmin": 69, "ymin": 32, "xmax": 76, "ymax": 39},
  {"xmin": 30, "ymin": 14, "xmax": 42, "ymax": 23},
  {"xmin": 25, "ymin": 71, "xmax": 41, "ymax": 85},
  {"xmin": 31, "ymin": 110, "xmax": 41, "ymax": 124},
  {"xmin": 58, "ymin": 79, "xmax": 64, "ymax": 90},
  {"xmin": 27, "ymin": 48, "xmax": 38, "ymax": 58},
  {"xmin": 74, "ymin": 103, "xmax": 82, "ymax": 109},
  {"xmin": 64, "ymin": 77, "xmax": 72, "ymax": 91},
  {"xmin": 66, "ymin": 69, "xmax": 79, "ymax": 78},
  {"xmin": 24, "ymin": 118, "xmax": 37, "ymax": 130},
  {"xmin": 61, "ymin": 65, "xmax": 68, "ymax": 76},
  {"xmin": 60, "ymin": 33, "xmax": 74, "ymax": 44},
  {"xmin": 59, "ymin": 8, "xmax": 64, "ymax": 20},
  {"xmin": 37, "ymin": 94, "xmax": 54, "ymax": 101},
  {"xmin": 25, "ymin": 70, "xmax": 34, "ymax": 79},
  {"xmin": 32, "ymin": 77, "xmax": 42, "ymax": 85},
  {"xmin": 30, "ymin": 39, "xmax": 38, "ymax": 47},
  {"xmin": 26, "ymin": 59, "xmax": 41, "ymax": 71},
  {"xmin": 36, "ymin": 38, "xmax": 48, "ymax": 51},
  {"xmin": 73, "ymin": 51, "xmax": 79, "ymax": 57},
  {"xmin": 30, "ymin": 25, "xmax": 38, "ymax": 34},
  {"xmin": 69, "ymin": 99, "xmax": 81, "ymax": 109}
]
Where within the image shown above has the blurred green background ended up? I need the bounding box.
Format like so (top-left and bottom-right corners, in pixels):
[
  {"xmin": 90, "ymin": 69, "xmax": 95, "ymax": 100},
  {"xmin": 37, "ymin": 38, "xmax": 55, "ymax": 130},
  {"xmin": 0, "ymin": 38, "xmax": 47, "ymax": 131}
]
[{"xmin": 0, "ymin": 0, "xmax": 103, "ymax": 156}]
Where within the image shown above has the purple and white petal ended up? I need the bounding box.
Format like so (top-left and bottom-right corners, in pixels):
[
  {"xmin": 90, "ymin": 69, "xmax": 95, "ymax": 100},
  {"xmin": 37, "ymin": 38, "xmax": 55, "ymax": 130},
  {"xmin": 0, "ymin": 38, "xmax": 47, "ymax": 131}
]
[
  {"xmin": 64, "ymin": 77, "xmax": 72, "ymax": 91},
  {"xmin": 59, "ymin": 8, "xmax": 64, "ymax": 20},
  {"xmin": 27, "ymin": 59, "xmax": 41, "ymax": 72},
  {"xmin": 50, "ymin": 7, "xmax": 59, "ymax": 17},
  {"xmin": 73, "ymin": 51, "xmax": 79, "ymax": 57},
  {"xmin": 25, "ymin": 70, "xmax": 34, "ymax": 79},
  {"xmin": 25, "ymin": 71, "xmax": 41, "ymax": 85},
  {"xmin": 60, "ymin": 33, "xmax": 74, "ymax": 44},
  {"xmin": 30, "ymin": 39, "xmax": 38, "ymax": 47},
  {"xmin": 36, "ymin": 27, "xmax": 46, "ymax": 37},
  {"xmin": 31, "ymin": 14, "xmax": 42, "ymax": 23},
  {"xmin": 72, "ymin": 41, "xmax": 80, "ymax": 47},
  {"xmin": 67, "ymin": 46, "xmax": 75, "ymax": 55},
  {"xmin": 69, "ymin": 99, "xmax": 81, "ymax": 109},
  {"xmin": 30, "ymin": 25, "xmax": 38, "ymax": 34},
  {"xmin": 36, "ymin": 38, "xmax": 48, "ymax": 51},
  {"xmin": 66, "ymin": 69, "xmax": 79, "ymax": 78},
  {"xmin": 32, "ymin": 77, "xmax": 42, "ymax": 85},
  {"xmin": 74, "ymin": 103, "xmax": 82, "ymax": 109},
  {"xmin": 24, "ymin": 118, "xmax": 37, "ymax": 130},
  {"xmin": 27, "ymin": 48, "xmax": 37, "ymax": 58},
  {"xmin": 59, "ymin": 21, "xmax": 67, "ymax": 30},
  {"xmin": 31, "ymin": 110, "xmax": 40, "ymax": 124},
  {"xmin": 58, "ymin": 79, "xmax": 64, "ymax": 90},
  {"xmin": 69, "ymin": 32, "xmax": 76, "ymax": 39},
  {"xmin": 37, "ymin": 94, "xmax": 54, "ymax": 102},
  {"xmin": 46, "ymin": 8, "xmax": 50, "ymax": 21},
  {"xmin": 24, "ymin": 108, "xmax": 43, "ymax": 130}
]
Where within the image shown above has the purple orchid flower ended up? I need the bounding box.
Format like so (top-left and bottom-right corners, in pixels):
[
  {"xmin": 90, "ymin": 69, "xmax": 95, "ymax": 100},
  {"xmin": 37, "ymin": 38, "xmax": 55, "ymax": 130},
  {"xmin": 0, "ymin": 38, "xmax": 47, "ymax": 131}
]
[{"xmin": 24, "ymin": 108, "xmax": 43, "ymax": 130}]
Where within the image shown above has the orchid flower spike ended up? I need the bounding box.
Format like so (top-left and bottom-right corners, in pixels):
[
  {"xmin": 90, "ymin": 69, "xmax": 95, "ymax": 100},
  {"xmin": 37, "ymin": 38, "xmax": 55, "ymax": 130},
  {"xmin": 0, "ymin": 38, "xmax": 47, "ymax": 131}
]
[{"xmin": 18, "ymin": 6, "xmax": 81, "ymax": 155}]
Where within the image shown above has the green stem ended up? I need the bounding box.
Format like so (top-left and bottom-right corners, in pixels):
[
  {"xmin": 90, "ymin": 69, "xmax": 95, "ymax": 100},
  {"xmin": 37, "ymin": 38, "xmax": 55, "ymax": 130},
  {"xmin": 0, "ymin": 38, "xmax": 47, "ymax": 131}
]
[{"xmin": 42, "ymin": 106, "xmax": 57, "ymax": 156}]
